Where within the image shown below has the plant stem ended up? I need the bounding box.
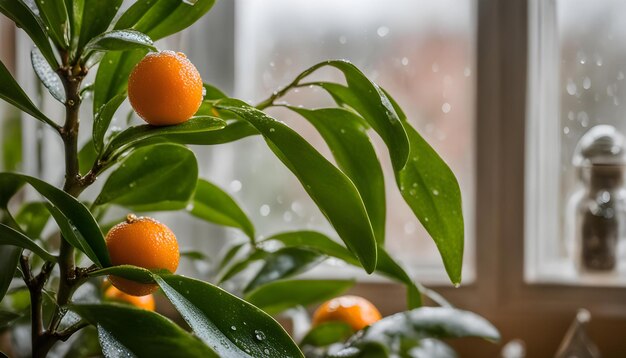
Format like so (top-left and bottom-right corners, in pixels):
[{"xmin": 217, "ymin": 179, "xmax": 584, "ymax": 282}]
[{"xmin": 31, "ymin": 62, "xmax": 87, "ymax": 358}]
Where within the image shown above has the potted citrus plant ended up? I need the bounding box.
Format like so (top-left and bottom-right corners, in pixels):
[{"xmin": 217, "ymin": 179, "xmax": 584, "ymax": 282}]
[{"xmin": 0, "ymin": 0, "xmax": 499, "ymax": 357}]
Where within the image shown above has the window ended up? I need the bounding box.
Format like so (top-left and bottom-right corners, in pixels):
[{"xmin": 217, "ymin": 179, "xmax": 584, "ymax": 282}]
[
  {"xmin": 526, "ymin": 0, "xmax": 626, "ymax": 285},
  {"xmin": 183, "ymin": 0, "xmax": 477, "ymax": 283}
]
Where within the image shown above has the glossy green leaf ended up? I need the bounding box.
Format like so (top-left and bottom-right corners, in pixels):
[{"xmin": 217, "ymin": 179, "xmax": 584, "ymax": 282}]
[
  {"xmin": 92, "ymin": 93, "xmax": 126, "ymax": 154},
  {"xmin": 0, "ymin": 223, "xmax": 56, "ymax": 262},
  {"xmin": 0, "ymin": 246, "xmax": 20, "ymax": 303},
  {"xmin": 46, "ymin": 204, "xmax": 101, "ymax": 266},
  {"xmin": 0, "ymin": 176, "xmax": 23, "ymax": 209},
  {"xmin": 0, "ymin": 0, "xmax": 58, "ymax": 67},
  {"xmin": 386, "ymin": 94, "xmax": 464, "ymax": 285},
  {"xmin": 93, "ymin": 49, "xmax": 147, "ymax": 116},
  {"xmin": 15, "ymin": 202, "xmax": 50, "ymax": 239},
  {"xmin": 0, "ymin": 173, "xmax": 110, "ymax": 267},
  {"xmin": 216, "ymin": 99, "xmax": 377, "ymax": 273},
  {"xmin": 264, "ymin": 231, "xmax": 357, "ymax": 266},
  {"xmin": 244, "ymin": 247, "xmax": 325, "ymax": 293},
  {"xmin": 301, "ymin": 322, "xmax": 353, "ymax": 347},
  {"xmin": 155, "ymin": 274, "xmax": 304, "ymax": 358},
  {"xmin": 78, "ymin": 140, "xmax": 97, "ymax": 175},
  {"xmin": 0, "ymin": 60, "xmax": 57, "ymax": 128},
  {"xmin": 202, "ymin": 83, "xmax": 227, "ymax": 100},
  {"xmin": 334, "ymin": 307, "xmax": 499, "ymax": 357},
  {"xmin": 374, "ymin": 247, "xmax": 422, "ymax": 309},
  {"xmin": 95, "ymin": 143, "xmax": 198, "ymax": 208},
  {"xmin": 114, "ymin": 0, "xmax": 215, "ymax": 41},
  {"xmin": 34, "ymin": 0, "xmax": 69, "ymax": 48},
  {"xmin": 84, "ymin": 29, "xmax": 155, "ymax": 54},
  {"xmin": 76, "ymin": 0, "xmax": 123, "ymax": 51},
  {"xmin": 71, "ymin": 303, "xmax": 219, "ymax": 357},
  {"xmin": 245, "ymin": 279, "xmax": 354, "ymax": 316},
  {"xmin": 270, "ymin": 60, "xmax": 409, "ymax": 171},
  {"xmin": 0, "ymin": 310, "xmax": 21, "ymax": 329},
  {"xmin": 189, "ymin": 179, "xmax": 254, "ymax": 241},
  {"xmin": 216, "ymin": 242, "xmax": 246, "ymax": 274},
  {"xmin": 287, "ymin": 106, "xmax": 385, "ymax": 244},
  {"xmin": 31, "ymin": 47, "xmax": 65, "ymax": 103},
  {"xmin": 101, "ymin": 116, "xmax": 225, "ymax": 159},
  {"xmin": 88, "ymin": 264, "xmax": 156, "ymax": 284},
  {"xmin": 165, "ymin": 119, "xmax": 258, "ymax": 145},
  {"xmin": 1, "ymin": 114, "xmax": 22, "ymax": 172},
  {"xmin": 217, "ymin": 249, "xmax": 268, "ymax": 284},
  {"xmin": 180, "ymin": 249, "xmax": 209, "ymax": 262}
]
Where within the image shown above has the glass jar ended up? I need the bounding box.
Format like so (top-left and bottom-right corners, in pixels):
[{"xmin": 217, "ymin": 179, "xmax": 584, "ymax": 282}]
[{"xmin": 568, "ymin": 125, "xmax": 626, "ymax": 272}]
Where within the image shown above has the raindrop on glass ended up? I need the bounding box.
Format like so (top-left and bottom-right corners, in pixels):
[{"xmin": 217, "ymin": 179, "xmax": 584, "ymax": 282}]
[
  {"xmin": 566, "ymin": 79, "xmax": 577, "ymax": 95},
  {"xmin": 441, "ymin": 102, "xmax": 451, "ymax": 114},
  {"xmin": 229, "ymin": 180, "xmax": 242, "ymax": 193},
  {"xmin": 260, "ymin": 205, "xmax": 271, "ymax": 217},
  {"xmin": 376, "ymin": 26, "xmax": 390, "ymax": 37},
  {"xmin": 582, "ymin": 77, "xmax": 591, "ymax": 90}
]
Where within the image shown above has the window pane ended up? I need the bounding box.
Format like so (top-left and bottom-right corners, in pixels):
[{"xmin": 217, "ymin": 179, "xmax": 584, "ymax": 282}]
[{"xmin": 220, "ymin": 0, "xmax": 476, "ymax": 281}]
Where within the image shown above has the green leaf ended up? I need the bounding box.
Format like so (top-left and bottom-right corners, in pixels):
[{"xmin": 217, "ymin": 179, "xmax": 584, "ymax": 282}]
[
  {"xmin": 386, "ymin": 94, "xmax": 464, "ymax": 285},
  {"xmin": 301, "ymin": 322, "xmax": 354, "ymax": 347},
  {"xmin": 244, "ymin": 247, "xmax": 324, "ymax": 293},
  {"xmin": 34, "ymin": 0, "xmax": 69, "ymax": 48},
  {"xmin": 46, "ymin": 204, "xmax": 101, "ymax": 266},
  {"xmin": 189, "ymin": 179, "xmax": 254, "ymax": 241},
  {"xmin": 202, "ymin": 83, "xmax": 227, "ymax": 100},
  {"xmin": 217, "ymin": 249, "xmax": 268, "ymax": 284},
  {"xmin": 264, "ymin": 231, "xmax": 357, "ymax": 266},
  {"xmin": 78, "ymin": 140, "xmax": 97, "ymax": 175},
  {"xmin": 155, "ymin": 274, "xmax": 304, "ymax": 358},
  {"xmin": 273, "ymin": 60, "xmax": 409, "ymax": 171},
  {"xmin": 0, "ymin": 59, "xmax": 57, "ymax": 128},
  {"xmin": 71, "ymin": 303, "xmax": 219, "ymax": 357},
  {"xmin": 88, "ymin": 264, "xmax": 156, "ymax": 284},
  {"xmin": 114, "ymin": 0, "xmax": 216, "ymax": 41},
  {"xmin": 165, "ymin": 119, "xmax": 258, "ymax": 145},
  {"xmin": 287, "ymin": 107, "xmax": 385, "ymax": 244},
  {"xmin": 15, "ymin": 202, "xmax": 50, "ymax": 239},
  {"xmin": 76, "ymin": 0, "xmax": 123, "ymax": 51},
  {"xmin": 0, "ymin": 173, "xmax": 110, "ymax": 267},
  {"xmin": 94, "ymin": 143, "xmax": 198, "ymax": 208},
  {"xmin": 31, "ymin": 47, "xmax": 65, "ymax": 103},
  {"xmin": 0, "ymin": 0, "xmax": 59, "ymax": 67},
  {"xmin": 334, "ymin": 307, "xmax": 499, "ymax": 357},
  {"xmin": 93, "ymin": 49, "xmax": 147, "ymax": 116},
  {"xmin": 83, "ymin": 29, "xmax": 156, "ymax": 59},
  {"xmin": 180, "ymin": 249, "xmax": 209, "ymax": 262},
  {"xmin": 216, "ymin": 242, "xmax": 246, "ymax": 273},
  {"xmin": 216, "ymin": 99, "xmax": 377, "ymax": 273},
  {"xmin": 101, "ymin": 116, "xmax": 225, "ymax": 159},
  {"xmin": 245, "ymin": 279, "xmax": 354, "ymax": 316},
  {"xmin": 0, "ymin": 223, "xmax": 56, "ymax": 262},
  {"xmin": 0, "ymin": 310, "xmax": 21, "ymax": 329},
  {"xmin": 0, "ymin": 245, "xmax": 20, "ymax": 303},
  {"xmin": 1, "ymin": 114, "xmax": 22, "ymax": 172},
  {"xmin": 374, "ymin": 247, "xmax": 422, "ymax": 309},
  {"xmin": 267, "ymin": 231, "xmax": 422, "ymax": 309},
  {"xmin": 92, "ymin": 93, "xmax": 126, "ymax": 154}
]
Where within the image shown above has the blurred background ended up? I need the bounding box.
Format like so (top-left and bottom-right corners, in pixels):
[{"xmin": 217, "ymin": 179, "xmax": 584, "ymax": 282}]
[{"xmin": 2, "ymin": 0, "xmax": 626, "ymax": 356}]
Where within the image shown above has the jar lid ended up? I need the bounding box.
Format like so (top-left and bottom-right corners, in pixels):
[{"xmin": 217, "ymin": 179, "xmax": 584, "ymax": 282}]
[{"xmin": 573, "ymin": 125, "xmax": 626, "ymax": 166}]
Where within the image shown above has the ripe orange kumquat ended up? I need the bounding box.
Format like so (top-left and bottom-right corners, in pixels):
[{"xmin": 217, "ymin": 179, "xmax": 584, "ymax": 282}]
[
  {"xmin": 105, "ymin": 214, "xmax": 179, "ymax": 296},
  {"xmin": 104, "ymin": 284, "xmax": 156, "ymax": 311},
  {"xmin": 312, "ymin": 295, "xmax": 382, "ymax": 331},
  {"xmin": 128, "ymin": 50, "xmax": 203, "ymax": 126}
]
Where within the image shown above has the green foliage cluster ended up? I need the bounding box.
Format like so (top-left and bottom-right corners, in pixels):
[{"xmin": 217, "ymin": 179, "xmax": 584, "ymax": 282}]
[{"xmin": 0, "ymin": 0, "xmax": 498, "ymax": 357}]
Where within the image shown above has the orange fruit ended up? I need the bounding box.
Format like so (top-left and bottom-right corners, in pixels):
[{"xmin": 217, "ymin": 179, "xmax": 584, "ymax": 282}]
[
  {"xmin": 105, "ymin": 214, "xmax": 179, "ymax": 296},
  {"xmin": 104, "ymin": 284, "xmax": 155, "ymax": 311},
  {"xmin": 312, "ymin": 295, "xmax": 382, "ymax": 331},
  {"xmin": 128, "ymin": 50, "xmax": 203, "ymax": 126}
]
